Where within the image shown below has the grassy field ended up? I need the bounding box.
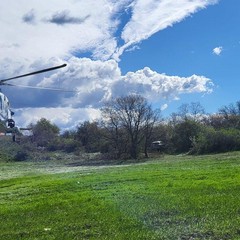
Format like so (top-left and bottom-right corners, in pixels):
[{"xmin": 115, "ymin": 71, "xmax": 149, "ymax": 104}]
[{"xmin": 0, "ymin": 152, "xmax": 240, "ymax": 239}]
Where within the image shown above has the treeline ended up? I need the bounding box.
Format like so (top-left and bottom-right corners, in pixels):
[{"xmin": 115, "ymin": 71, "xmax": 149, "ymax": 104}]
[{"xmin": 26, "ymin": 95, "xmax": 240, "ymax": 160}]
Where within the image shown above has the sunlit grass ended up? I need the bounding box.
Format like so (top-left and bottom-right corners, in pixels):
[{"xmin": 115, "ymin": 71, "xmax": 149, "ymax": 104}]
[{"xmin": 1, "ymin": 152, "xmax": 240, "ymax": 239}]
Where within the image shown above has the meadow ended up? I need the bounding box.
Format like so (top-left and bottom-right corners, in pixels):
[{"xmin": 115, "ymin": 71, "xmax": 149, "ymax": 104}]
[{"xmin": 0, "ymin": 152, "xmax": 240, "ymax": 239}]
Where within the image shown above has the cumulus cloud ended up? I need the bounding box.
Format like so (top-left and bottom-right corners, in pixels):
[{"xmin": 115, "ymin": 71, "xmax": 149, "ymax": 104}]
[
  {"xmin": 2, "ymin": 57, "xmax": 213, "ymax": 124},
  {"xmin": 110, "ymin": 67, "xmax": 213, "ymax": 102},
  {"xmin": 0, "ymin": 0, "xmax": 218, "ymax": 129},
  {"xmin": 0, "ymin": 56, "xmax": 213, "ymax": 129},
  {"xmin": 14, "ymin": 107, "xmax": 101, "ymax": 130},
  {"xmin": 213, "ymin": 46, "xmax": 223, "ymax": 56}
]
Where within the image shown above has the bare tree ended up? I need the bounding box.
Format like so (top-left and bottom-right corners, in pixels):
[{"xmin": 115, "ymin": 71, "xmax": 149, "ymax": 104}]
[
  {"xmin": 218, "ymin": 101, "xmax": 240, "ymax": 128},
  {"xmin": 101, "ymin": 105, "xmax": 128, "ymax": 158},
  {"xmin": 177, "ymin": 102, "xmax": 205, "ymax": 121},
  {"xmin": 101, "ymin": 95, "xmax": 160, "ymax": 159}
]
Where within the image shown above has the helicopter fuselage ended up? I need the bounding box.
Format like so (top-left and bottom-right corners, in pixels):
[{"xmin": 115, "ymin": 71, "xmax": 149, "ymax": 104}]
[{"xmin": 0, "ymin": 92, "xmax": 15, "ymax": 128}]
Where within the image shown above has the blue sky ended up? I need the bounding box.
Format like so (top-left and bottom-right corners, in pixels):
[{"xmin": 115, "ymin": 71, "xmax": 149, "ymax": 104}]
[
  {"xmin": 0, "ymin": 0, "xmax": 239, "ymax": 129},
  {"xmin": 119, "ymin": 0, "xmax": 240, "ymax": 115}
]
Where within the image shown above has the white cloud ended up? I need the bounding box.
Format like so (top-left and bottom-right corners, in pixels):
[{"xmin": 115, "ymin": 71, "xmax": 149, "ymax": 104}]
[
  {"xmin": 6, "ymin": 58, "xmax": 213, "ymax": 108},
  {"xmin": 213, "ymin": 46, "xmax": 223, "ymax": 56},
  {"xmin": 0, "ymin": 0, "xmax": 126, "ymax": 61},
  {"xmin": 161, "ymin": 104, "xmax": 168, "ymax": 111},
  {"xmin": 14, "ymin": 107, "xmax": 101, "ymax": 130},
  {"xmin": 8, "ymin": 58, "xmax": 213, "ymax": 128},
  {"xmin": 114, "ymin": 0, "xmax": 219, "ymax": 59},
  {"xmin": 0, "ymin": 0, "xmax": 218, "ymax": 129},
  {"xmin": 110, "ymin": 67, "xmax": 213, "ymax": 102},
  {"xmin": 0, "ymin": 0, "xmax": 218, "ymax": 62}
]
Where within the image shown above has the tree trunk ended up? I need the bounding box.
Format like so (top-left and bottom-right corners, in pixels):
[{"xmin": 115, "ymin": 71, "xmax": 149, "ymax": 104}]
[
  {"xmin": 144, "ymin": 142, "xmax": 149, "ymax": 158},
  {"xmin": 130, "ymin": 143, "xmax": 138, "ymax": 159}
]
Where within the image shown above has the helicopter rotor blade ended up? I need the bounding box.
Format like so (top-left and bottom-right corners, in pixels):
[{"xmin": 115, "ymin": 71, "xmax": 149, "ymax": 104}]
[
  {"xmin": 0, "ymin": 63, "xmax": 67, "ymax": 83},
  {"xmin": 4, "ymin": 83, "xmax": 78, "ymax": 92}
]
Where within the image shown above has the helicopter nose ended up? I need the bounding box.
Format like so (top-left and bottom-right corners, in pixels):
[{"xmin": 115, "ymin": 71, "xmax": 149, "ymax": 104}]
[{"xmin": 7, "ymin": 119, "xmax": 15, "ymax": 128}]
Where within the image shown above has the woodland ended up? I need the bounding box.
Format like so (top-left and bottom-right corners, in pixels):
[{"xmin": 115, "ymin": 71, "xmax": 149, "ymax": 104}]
[{"xmin": 3, "ymin": 95, "xmax": 240, "ymax": 162}]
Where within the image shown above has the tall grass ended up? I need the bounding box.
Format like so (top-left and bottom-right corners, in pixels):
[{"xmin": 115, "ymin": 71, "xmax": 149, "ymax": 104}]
[{"xmin": 1, "ymin": 152, "xmax": 240, "ymax": 239}]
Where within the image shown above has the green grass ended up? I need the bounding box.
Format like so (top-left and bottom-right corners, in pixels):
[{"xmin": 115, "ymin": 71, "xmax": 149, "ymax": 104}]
[{"xmin": 1, "ymin": 152, "xmax": 240, "ymax": 239}]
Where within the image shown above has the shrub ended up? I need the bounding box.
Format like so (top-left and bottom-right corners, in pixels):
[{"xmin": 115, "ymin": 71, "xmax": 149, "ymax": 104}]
[
  {"xmin": 191, "ymin": 127, "xmax": 240, "ymax": 154},
  {"xmin": 14, "ymin": 150, "xmax": 28, "ymax": 161},
  {"xmin": 62, "ymin": 139, "xmax": 80, "ymax": 153},
  {"xmin": 171, "ymin": 120, "xmax": 202, "ymax": 153}
]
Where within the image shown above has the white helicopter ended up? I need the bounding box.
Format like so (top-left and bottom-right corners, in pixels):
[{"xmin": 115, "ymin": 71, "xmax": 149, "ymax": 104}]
[{"xmin": 0, "ymin": 63, "xmax": 67, "ymax": 141}]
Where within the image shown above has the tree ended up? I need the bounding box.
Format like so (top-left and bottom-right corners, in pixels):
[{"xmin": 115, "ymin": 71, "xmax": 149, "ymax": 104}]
[
  {"xmin": 205, "ymin": 114, "xmax": 226, "ymax": 130},
  {"xmin": 100, "ymin": 108, "xmax": 128, "ymax": 159},
  {"xmin": 76, "ymin": 121, "xmax": 101, "ymax": 152},
  {"xmin": 191, "ymin": 126, "xmax": 240, "ymax": 154},
  {"xmin": 218, "ymin": 101, "xmax": 240, "ymax": 129},
  {"xmin": 142, "ymin": 105, "xmax": 161, "ymax": 157},
  {"xmin": 177, "ymin": 102, "xmax": 205, "ymax": 121},
  {"xmin": 171, "ymin": 119, "xmax": 202, "ymax": 153},
  {"xmin": 32, "ymin": 118, "xmax": 60, "ymax": 147},
  {"xmin": 101, "ymin": 95, "xmax": 160, "ymax": 159}
]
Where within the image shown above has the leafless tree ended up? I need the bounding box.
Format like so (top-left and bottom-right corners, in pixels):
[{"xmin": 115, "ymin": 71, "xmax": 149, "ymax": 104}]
[
  {"xmin": 218, "ymin": 101, "xmax": 240, "ymax": 128},
  {"xmin": 177, "ymin": 102, "xmax": 205, "ymax": 121},
  {"xmin": 101, "ymin": 95, "xmax": 160, "ymax": 159}
]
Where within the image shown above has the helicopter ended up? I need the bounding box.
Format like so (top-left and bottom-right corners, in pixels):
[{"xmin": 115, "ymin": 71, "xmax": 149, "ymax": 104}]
[{"xmin": 0, "ymin": 63, "xmax": 67, "ymax": 141}]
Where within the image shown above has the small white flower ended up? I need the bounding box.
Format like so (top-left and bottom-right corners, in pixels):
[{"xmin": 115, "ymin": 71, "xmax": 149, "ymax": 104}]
[{"xmin": 44, "ymin": 228, "xmax": 51, "ymax": 231}]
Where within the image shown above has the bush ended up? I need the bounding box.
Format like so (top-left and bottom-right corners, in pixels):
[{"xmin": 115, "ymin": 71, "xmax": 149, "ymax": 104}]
[
  {"xmin": 62, "ymin": 139, "xmax": 80, "ymax": 153},
  {"xmin": 171, "ymin": 120, "xmax": 202, "ymax": 153},
  {"xmin": 191, "ymin": 127, "xmax": 240, "ymax": 154},
  {"xmin": 46, "ymin": 137, "xmax": 81, "ymax": 153},
  {"xmin": 14, "ymin": 150, "xmax": 28, "ymax": 161}
]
